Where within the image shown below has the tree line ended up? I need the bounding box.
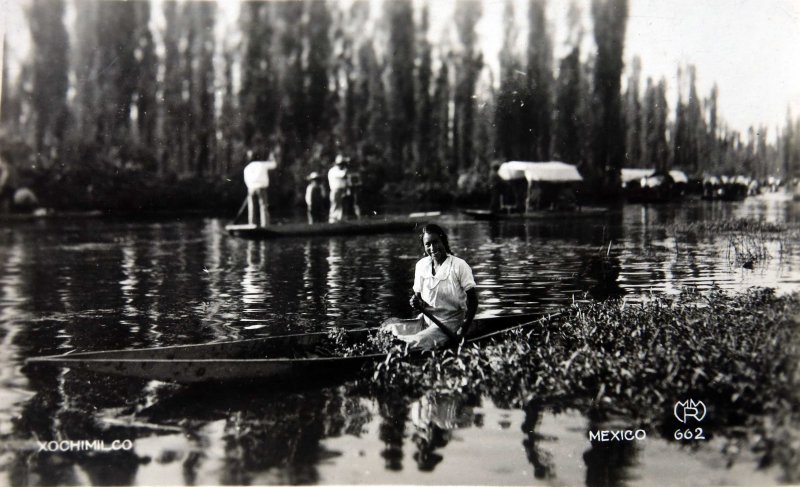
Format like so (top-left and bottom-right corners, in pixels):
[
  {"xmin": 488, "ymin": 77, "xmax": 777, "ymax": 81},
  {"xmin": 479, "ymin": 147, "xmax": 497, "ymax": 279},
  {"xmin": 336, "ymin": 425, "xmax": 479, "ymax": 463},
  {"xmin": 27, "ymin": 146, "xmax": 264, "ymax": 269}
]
[{"xmin": 1, "ymin": 0, "xmax": 799, "ymax": 213}]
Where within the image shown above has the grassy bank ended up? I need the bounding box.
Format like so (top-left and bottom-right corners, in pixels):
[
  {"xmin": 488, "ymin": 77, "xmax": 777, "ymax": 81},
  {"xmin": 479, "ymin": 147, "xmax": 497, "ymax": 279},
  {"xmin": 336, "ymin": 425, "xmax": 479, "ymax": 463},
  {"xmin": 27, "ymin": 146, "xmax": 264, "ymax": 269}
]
[{"xmin": 355, "ymin": 287, "xmax": 800, "ymax": 481}]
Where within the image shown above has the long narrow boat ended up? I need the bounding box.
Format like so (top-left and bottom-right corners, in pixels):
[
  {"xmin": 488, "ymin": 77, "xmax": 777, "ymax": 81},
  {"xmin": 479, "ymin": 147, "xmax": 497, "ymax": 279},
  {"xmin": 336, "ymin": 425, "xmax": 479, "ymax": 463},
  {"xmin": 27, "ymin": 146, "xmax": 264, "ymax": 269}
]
[
  {"xmin": 462, "ymin": 207, "xmax": 607, "ymax": 221},
  {"xmin": 26, "ymin": 312, "xmax": 546, "ymax": 384},
  {"xmin": 226, "ymin": 212, "xmax": 441, "ymax": 239}
]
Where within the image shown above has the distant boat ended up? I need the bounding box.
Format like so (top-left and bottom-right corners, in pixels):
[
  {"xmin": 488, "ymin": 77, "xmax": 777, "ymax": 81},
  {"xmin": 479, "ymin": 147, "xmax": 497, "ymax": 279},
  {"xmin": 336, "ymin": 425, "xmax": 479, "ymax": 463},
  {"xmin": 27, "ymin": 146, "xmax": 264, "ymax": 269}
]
[
  {"xmin": 462, "ymin": 207, "xmax": 607, "ymax": 221},
  {"xmin": 226, "ymin": 212, "xmax": 440, "ymax": 239},
  {"xmin": 621, "ymin": 168, "xmax": 688, "ymax": 203}
]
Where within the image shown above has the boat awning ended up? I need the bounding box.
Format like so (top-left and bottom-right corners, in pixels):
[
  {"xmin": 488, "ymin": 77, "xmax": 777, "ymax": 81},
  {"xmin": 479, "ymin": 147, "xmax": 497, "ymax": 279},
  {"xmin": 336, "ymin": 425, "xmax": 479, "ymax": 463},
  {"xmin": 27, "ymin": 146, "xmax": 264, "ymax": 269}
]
[
  {"xmin": 622, "ymin": 168, "xmax": 689, "ymax": 185},
  {"xmin": 621, "ymin": 168, "xmax": 655, "ymax": 184},
  {"xmin": 669, "ymin": 170, "xmax": 689, "ymax": 184},
  {"xmin": 498, "ymin": 161, "xmax": 583, "ymax": 183}
]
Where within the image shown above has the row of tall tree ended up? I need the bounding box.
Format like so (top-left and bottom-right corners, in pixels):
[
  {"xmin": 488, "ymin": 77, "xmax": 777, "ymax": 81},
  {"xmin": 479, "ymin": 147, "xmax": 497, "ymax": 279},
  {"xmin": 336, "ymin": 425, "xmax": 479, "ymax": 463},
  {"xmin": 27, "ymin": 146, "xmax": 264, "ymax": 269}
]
[{"xmin": 1, "ymin": 0, "xmax": 799, "ymax": 211}]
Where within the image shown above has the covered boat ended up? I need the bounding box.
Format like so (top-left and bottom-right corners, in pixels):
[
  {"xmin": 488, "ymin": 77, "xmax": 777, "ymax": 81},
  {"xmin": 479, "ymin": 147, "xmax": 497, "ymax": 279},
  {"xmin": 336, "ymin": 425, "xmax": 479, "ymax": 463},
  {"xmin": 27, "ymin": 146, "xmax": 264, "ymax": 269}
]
[
  {"xmin": 621, "ymin": 168, "xmax": 688, "ymax": 203},
  {"xmin": 486, "ymin": 161, "xmax": 584, "ymax": 214}
]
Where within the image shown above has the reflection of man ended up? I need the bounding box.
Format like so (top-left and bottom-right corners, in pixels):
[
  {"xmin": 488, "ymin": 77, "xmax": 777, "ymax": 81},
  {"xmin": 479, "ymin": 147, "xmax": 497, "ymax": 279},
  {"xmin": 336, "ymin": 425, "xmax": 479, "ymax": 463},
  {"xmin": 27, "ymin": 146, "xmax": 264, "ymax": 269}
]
[
  {"xmin": 0, "ymin": 159, "xmax": 10, "ymax": 213},
  {"xmin": 244, "ymin": 153, "xmax": 276, "ymax": 227},
  {"xmin": 489, "ymin": 162, "xmax": 503, "ymax": 213},
  {"xmin": 328, "ymin": 154, "xmax": 350, "ymax": 223}
]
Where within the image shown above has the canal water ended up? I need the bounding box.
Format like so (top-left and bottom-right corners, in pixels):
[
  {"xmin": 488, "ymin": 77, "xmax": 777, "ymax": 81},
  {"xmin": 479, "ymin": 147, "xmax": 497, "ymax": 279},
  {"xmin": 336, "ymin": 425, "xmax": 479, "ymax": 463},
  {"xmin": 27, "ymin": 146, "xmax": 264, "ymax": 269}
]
[{"xmin": 0, "ymin": 194, "xmax": 798, "ymax": 485}]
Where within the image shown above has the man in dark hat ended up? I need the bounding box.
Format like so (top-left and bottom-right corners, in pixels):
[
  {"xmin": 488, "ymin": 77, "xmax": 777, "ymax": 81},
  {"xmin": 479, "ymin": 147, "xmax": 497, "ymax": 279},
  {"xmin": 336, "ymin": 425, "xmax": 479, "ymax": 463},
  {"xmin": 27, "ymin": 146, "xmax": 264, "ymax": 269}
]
[{"xmin": 305, "ymin": 171, "xmax": 327, "ymax": 224}]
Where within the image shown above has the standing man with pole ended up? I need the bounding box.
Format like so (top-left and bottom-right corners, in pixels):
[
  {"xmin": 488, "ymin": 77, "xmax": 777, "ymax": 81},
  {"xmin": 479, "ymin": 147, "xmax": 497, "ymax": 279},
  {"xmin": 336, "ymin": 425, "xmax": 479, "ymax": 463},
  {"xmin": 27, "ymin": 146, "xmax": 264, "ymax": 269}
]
[{"xmin": 243, "ymin": 152, "xmax": 277, "ymax": 228}]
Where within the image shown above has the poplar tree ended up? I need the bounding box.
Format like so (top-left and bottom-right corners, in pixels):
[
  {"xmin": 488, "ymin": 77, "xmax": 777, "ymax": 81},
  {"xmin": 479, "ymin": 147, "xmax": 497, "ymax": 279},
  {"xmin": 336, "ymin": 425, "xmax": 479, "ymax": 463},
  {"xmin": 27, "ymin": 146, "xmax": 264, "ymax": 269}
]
[
  {"xmin": 241, "ymin": 2, "xmax": 279, "ymax": 151},
  {"xmin": 525, "ymin": 0, "xmax": 553, "ymax": 160},
  {"xmin": 495, "ymin": 0, "xmax": 525, "ymax": 160},
  {"xmin": 453, "ymin": 2, "xmax": 483, "ymax": 173},
  {"xmin": 622, "ymin": 56, "xmax": 643, "ymax": 167},
  {"xmin": 306, "ymin": 1, "xmax": 333, "ymax": 139},
  {"xmin": 133, "ymin": 1, "xmax": 157, "ymax": 152},
  {"xmin": 27, "ymin": 0, "xmax": 69, "ymax": 153},
  {"xmin": 95, "ymin": 0, "xmax": 137, "ymax": 151},
  {"xmin": 643, "ymin": 78, "xmax": 669, "ymax": 173},
  {"xmin": 553, "ymin": 2, "xmax": 586, "ymax": 166},
  {"xmin": 415, "ymin": 3, "xmax": 434, "ymax": 179},
  {"xmin": 590, "ymin": 0, "xmax": 628, "ymax": 193},
  {"xmin": 386, "ymin": 0, "xmax": 416, "ymax": 179}
]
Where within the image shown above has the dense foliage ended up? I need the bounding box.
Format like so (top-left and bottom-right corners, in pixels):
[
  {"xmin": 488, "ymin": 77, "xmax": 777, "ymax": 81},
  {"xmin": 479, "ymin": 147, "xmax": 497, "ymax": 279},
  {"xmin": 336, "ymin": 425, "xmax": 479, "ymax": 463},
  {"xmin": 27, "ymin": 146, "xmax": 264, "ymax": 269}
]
[
  {"xmin": 2, "ymin": 0, "xmax": 798, "ymax": 213},
  {"xmin": 352, "ymin": 287, "xmax": 800, "ymax": 481}
]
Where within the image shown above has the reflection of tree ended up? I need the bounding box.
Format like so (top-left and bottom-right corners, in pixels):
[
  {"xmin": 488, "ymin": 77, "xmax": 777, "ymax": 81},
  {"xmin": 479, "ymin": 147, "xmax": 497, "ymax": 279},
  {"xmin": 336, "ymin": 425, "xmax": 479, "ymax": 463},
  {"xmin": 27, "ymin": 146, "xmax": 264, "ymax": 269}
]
[
  {"xmin": 303, "ymin": 240, "xmax": 329, "ymax": 314},
  {"xmin": 577, "ymin": 254, "xmax": 624, "ymax": 300},
  {"xmin": 583, "ymin": 416, "xmax": 639, "ymax": 487},
  {"xmin": 141, "ymin": 386, "xmax": 367, "ymax": 485},
  {"xmin": 521, "ymin": 401, "xmax": 555, "ymax": 479},
  {"xmin": 377, "ymin": 395, "xmax": 409, "ymax": 471}
]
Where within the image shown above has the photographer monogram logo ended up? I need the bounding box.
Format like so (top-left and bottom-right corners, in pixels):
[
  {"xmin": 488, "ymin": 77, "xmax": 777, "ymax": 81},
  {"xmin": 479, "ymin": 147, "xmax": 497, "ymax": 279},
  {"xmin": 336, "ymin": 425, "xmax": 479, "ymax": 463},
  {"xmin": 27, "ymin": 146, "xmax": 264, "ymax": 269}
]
[{"xmin": 588, "ymin": 399, "xmax": 709, "ymax": 442}]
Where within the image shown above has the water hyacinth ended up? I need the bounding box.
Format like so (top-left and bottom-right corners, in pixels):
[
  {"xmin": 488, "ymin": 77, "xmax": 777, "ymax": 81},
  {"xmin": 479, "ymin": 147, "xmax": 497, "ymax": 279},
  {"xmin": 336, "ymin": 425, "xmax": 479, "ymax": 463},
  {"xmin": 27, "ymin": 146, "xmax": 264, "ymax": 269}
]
[{"xmin": 352, "ymin": 286, "xmax": 800, "ymax": 481}]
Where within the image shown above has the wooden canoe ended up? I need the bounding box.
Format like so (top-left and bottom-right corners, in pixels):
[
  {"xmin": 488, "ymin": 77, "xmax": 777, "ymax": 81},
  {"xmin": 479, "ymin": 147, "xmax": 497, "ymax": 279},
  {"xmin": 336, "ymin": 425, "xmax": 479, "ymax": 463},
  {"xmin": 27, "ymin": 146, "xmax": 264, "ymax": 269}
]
[
  {"xmin": 462, "ymin": 207, "xmax": 607, "ymax": 221},
  {"xmin": 26, "ymin": 312, "xmax": 545, "ymax": 384},
  {"xmin": 226, "ymin": 212, "xmax": 441, "ymax": 239}
]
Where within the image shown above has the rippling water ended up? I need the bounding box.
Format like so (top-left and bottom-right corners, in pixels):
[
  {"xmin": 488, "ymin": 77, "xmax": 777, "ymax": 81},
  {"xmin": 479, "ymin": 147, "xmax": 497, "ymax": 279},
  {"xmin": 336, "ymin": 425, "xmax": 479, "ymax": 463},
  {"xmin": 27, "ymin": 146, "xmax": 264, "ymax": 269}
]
[{"xmin": 0, "ymin": 195, "xmax": 798, "ymax": 485}]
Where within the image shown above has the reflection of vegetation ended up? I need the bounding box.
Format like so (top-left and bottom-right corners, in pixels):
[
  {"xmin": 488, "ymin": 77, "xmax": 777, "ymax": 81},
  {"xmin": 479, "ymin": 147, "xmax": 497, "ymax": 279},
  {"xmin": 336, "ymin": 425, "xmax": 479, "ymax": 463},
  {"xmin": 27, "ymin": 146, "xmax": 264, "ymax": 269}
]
[
  {"xmin": 665, "ymin": 218, "xmax": 799, "ymax": 268},
  {"xmin": 357, "ymin": 287, "xmax": 800, "ymax": 481}
]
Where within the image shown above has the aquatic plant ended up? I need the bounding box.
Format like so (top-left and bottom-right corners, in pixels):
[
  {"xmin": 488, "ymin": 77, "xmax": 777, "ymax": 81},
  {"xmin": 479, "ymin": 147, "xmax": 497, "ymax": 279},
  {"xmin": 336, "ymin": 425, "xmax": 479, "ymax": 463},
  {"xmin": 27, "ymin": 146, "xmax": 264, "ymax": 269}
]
[
  {"xmin": 354, "ymin": 286, "xmax": 800, "ymax": 480},
  {"xmin": 664, "ymin": 218, "xmax": 799, "ymax": 268}
]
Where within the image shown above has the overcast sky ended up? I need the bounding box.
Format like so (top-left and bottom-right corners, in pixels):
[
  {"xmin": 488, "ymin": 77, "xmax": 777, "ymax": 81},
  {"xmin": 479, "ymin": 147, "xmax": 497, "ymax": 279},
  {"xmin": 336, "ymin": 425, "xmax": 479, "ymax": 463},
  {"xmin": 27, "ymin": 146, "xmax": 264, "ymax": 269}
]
[
  {"xmin": 468, "ymin": 0, "xmax": 800, "ymax": 139},
  {"xmin": 625, "ymin": 0, "xmax": 800, "ymax": 138}
]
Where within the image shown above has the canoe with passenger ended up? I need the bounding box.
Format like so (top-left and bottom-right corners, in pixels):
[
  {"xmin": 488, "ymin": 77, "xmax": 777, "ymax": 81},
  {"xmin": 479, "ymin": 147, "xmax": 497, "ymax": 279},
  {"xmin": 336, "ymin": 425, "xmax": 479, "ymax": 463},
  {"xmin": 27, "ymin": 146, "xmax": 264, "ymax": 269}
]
[{"xmin": 25, "ymin": 312, "xmax": 548, "ymax": 384}]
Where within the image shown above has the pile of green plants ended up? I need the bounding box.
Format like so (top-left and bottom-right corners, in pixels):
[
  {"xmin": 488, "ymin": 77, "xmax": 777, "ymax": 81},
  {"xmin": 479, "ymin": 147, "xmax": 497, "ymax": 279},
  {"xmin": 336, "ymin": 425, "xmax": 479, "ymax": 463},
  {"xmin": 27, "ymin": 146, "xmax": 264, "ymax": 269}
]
[{"xmin": 354, "ymin": 287, "xmax": 800, "ymax": 481}]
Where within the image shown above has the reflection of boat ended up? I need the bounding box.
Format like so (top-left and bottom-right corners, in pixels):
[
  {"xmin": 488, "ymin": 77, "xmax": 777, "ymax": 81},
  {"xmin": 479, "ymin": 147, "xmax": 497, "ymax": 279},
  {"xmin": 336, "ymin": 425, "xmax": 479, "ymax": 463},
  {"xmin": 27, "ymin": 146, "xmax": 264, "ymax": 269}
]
[
  {"xmin": 462, "ymin": 207, "xmax": 607, "ymax": 221},
  {"xmin": 226, "ymin": 213, "xmax": 440, "ymax": 239},
  {"xmin": 0, "ymin": 209, "xmax": 105, "ymax": 223},
  {"xmin": 27, "ymin": 312, "xmax": 545, "ymax": 384}
]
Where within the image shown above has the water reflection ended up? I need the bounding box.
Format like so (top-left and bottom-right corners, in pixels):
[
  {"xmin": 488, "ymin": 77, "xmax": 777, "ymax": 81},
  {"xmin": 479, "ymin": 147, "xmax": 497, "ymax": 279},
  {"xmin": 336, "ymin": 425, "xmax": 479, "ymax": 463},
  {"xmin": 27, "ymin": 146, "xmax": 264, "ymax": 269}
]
[
  {"xmin": 409, "ymin": 393, "xmax": 476, "ymax": 472},
  {"xmin": 1, "ymin": 198, "xmax": 798, "ymax": 485},
  {"xmin": 582, "ymin": 416, "xmax": 641, "ymax": 487}
]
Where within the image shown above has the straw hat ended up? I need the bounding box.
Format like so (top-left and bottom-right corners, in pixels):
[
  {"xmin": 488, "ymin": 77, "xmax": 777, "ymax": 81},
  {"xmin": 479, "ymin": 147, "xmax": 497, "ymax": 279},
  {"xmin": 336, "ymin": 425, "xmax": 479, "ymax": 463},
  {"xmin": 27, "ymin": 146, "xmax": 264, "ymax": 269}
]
[
  {"xmin": 334, "ymin": 154, "xmax": 350, "ymax": 165},
  {"xmin": 307, "ymin": 171, "xmax": 322, "ymax": 181}
]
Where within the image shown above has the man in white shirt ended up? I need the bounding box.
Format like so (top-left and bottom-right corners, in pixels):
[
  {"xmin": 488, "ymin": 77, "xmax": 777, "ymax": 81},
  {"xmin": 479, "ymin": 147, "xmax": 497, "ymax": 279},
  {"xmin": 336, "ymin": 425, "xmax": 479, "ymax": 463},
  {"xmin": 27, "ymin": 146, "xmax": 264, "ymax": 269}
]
[
  {"xmin": 243, "ymin": 153, "xmax": 276, "ymax": 227},
  {"xmin": 327, "ymin": 154, "xmax": 350, "ymax": 223}
]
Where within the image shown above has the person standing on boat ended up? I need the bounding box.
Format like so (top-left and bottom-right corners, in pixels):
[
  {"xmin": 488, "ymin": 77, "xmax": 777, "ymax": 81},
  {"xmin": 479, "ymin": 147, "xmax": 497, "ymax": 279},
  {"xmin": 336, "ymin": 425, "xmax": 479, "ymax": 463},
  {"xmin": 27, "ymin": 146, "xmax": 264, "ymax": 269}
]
[
  {"xmin": 243, "ymin": 152, "xmax": 276, "ymax": 227},
  {"xmin": 305, "ymin": 171, "xmax": 327, "ymax": 224},
  {"xmin": 383, "ymin": 224, "xmax": 478, "ymax": 350},
  {"xmin": 328, "ymin": 154, "xmax": 350, "ymax": 223}
]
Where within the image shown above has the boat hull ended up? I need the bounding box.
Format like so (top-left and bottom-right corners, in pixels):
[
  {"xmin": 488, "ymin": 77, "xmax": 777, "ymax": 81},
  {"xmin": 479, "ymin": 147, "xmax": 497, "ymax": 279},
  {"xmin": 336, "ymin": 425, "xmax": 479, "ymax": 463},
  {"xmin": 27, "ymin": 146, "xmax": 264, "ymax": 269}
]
[
  {"xmin": 226, "ymin": 213, "xmax": 440, "ymax": 239},
  {"xmin": 462, "ymin": 207, "xmax": 607, "ymax": 221},
  {"xmin": 27, "ymin": 313, "xmax": 545, "ymax": 384}
]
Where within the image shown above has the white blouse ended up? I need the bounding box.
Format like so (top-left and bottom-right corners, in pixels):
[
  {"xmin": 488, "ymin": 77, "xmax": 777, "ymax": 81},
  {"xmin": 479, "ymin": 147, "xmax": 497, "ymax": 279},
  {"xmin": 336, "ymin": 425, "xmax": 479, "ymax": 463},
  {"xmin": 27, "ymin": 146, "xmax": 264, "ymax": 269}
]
[{"xmin": 413, "ymin": 254, "xmax": 476, "ymax": 329}]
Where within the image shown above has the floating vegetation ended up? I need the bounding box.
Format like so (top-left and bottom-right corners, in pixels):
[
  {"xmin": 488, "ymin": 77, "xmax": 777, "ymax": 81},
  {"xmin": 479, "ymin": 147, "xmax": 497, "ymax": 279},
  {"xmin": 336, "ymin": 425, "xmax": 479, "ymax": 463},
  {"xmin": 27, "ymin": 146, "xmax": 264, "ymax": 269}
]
[
  {"xmin": 665, "ymin": 218, "xmax": 799, "ymax": 268},
  {"xmin": 352, "ymin": 287, "xmax": 800, "ymax": 481}
]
